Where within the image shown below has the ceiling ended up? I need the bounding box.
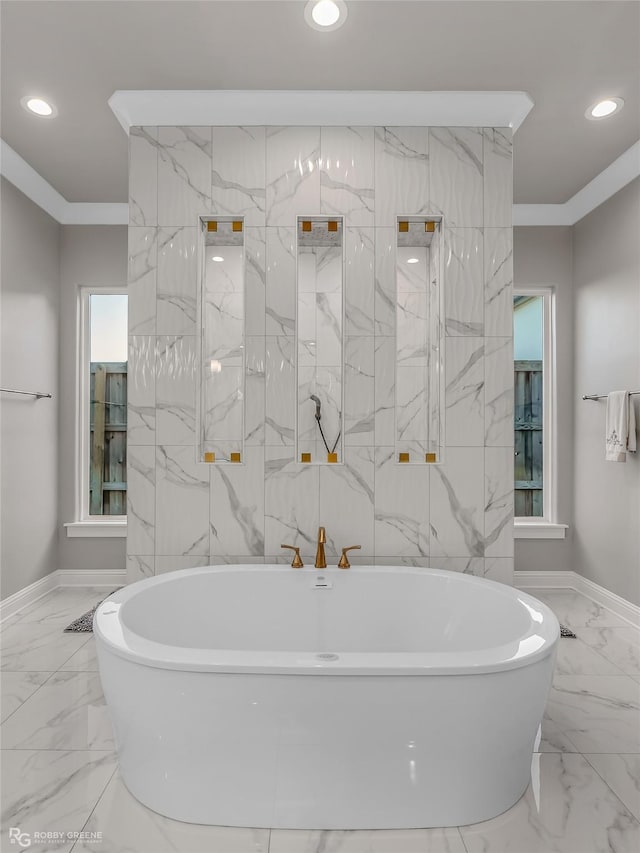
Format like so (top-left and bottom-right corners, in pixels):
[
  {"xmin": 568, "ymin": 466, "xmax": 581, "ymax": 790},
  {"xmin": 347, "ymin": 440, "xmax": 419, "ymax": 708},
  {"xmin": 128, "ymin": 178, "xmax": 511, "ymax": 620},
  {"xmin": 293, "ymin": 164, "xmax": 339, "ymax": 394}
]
[{"xmin": 1, "ymin": 0, "xmax": 638, "ymax": 205}]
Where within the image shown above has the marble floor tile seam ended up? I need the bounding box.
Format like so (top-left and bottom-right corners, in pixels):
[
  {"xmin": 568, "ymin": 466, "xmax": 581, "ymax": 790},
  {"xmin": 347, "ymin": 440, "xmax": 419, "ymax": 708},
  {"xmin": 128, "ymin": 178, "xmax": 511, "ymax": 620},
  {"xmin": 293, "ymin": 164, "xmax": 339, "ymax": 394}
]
[{"xmin": 68, "ymin": 765, "xmax": 119, "ymax": 853}]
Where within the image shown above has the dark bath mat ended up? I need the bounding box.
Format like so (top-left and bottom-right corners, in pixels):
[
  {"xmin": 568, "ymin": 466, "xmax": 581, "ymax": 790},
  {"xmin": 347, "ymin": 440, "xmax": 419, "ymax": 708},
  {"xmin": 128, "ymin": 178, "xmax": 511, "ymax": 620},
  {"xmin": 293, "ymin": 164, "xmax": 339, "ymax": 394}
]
[
  {"xmin": 63, "ymin": 591, "xmax": 120, "ymax": 633},
  {"xmin": 560, "ymin": 624, "xmax": 577, "ymax": 638}
]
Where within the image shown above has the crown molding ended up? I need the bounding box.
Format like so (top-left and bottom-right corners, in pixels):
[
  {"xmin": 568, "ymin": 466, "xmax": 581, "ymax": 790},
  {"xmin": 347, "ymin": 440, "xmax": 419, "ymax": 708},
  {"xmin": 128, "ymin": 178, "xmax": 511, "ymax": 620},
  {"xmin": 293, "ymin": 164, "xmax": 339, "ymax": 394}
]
[
  {"xmin": 2, "ymin": 136, "xmax": 638, "ymax": 228},
  {"xmin": 108, "ymin": 89, "xmax": 534, "ymax": 132}
]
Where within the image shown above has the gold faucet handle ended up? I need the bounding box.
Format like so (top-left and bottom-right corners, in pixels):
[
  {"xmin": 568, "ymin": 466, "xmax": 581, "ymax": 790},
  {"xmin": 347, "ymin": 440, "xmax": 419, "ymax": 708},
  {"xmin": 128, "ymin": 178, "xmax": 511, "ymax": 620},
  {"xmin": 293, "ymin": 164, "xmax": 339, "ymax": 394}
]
[
  {"xmin": 281, "ymin": 544, "xmax": 304, "ymax": 568},
  {"xmin": 338, "ymin": 545, "xmax": 361, "ymax": 569}
]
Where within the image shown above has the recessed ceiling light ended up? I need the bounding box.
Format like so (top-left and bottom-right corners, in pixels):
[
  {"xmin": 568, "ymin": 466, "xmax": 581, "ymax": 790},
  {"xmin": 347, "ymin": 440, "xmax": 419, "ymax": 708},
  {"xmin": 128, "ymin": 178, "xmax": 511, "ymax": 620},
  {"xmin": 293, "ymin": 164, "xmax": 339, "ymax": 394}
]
[
  {"xmin": 212, "ymin": 256, "xmax": 224, "ymax": 262},
  {"xmin": 305, "ymin": 0, "xmax": 347, "ymax": 31},
  {"xmin": 21, "ymin": 95, "xmax": 57, "ymax": 117},
  {"xmin": 585, "ymin": 98, "xmax": 624, "ymax": 120},
  {"xmin": 406, "ymin": 258, "xmax": 420, "ymax": 264}
]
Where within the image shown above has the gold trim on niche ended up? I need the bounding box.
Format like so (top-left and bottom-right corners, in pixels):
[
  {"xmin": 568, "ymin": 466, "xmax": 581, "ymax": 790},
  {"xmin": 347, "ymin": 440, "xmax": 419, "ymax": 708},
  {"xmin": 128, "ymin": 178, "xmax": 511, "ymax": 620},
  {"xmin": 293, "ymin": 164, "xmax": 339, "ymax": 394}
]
[
  {"xmin": 301, "ymin": 452, "xmax": 312, "ymax": 463},
  {"xmin": 327, "ymin": 453, "xmax": 338, "ymax": 464},
  {"xmin": 327, "ymin": 220, "xmax": 338, "ymax": 232},
  {"xmin": 232, "ymin": 220, "xmax": 243, "ymax": 232},
  {"xmin": 426, "ymin": 452, "xmax": 437, "ymax": 463},
  {"xmin": 230, "ymin": 452, "xmax": 242, "ymax": 463},
  {"xmin": 207, "ymin": 221, "xmax": 218, "ymax": 232},
  {"xmin": 425, "ymin": 221, "xmax": 436, "ymax": 232},
  {"xmin": 399, "ymin": 452, "xmax": 410, "ymax": 463},
  {"xmin": 398, "ymin": 221, "xmax": 409, "ymax": 232},
  {"xmin": 204, "ymin": 451, "xmax": 215, "ymax": 463},
  {"xmin": 302, "ymin": 220, "xmax": 312, "ymax": 232}
]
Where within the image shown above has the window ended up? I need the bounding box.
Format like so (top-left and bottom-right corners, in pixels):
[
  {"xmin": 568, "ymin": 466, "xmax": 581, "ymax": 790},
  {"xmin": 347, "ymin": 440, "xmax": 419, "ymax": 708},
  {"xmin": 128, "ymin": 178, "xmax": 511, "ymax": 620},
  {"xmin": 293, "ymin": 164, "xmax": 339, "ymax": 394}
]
[
  {"xmin": 77, "ymin": 288, "xmax": 128, "ymax": 521},
  {"xmin": 513, "ymin": 288, "xmax": 559, "ymax": 529}
]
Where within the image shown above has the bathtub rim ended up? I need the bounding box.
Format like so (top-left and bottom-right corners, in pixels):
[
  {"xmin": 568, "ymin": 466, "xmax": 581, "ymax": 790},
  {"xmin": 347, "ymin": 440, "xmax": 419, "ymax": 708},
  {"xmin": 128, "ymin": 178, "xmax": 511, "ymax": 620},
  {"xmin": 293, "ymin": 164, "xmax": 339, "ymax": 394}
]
[{"xmin": 94, "ymin": 564, "xmax": 559, "ymax": 677}]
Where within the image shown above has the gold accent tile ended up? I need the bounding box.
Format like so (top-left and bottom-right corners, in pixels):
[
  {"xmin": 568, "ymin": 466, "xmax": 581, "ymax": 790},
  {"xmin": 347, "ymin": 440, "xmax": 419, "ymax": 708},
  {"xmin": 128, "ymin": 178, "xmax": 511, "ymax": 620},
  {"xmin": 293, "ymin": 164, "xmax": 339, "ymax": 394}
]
[
  {"xmin": 207, "ymin": 221, "xmax": 218, "ymax": 232},
  {"xmin": 327, "ymin": 220, "xmax": 338, "ymax": 232},
  {"xmin": 301, "ymin": 452, "xmax": 312, "ymax": 463},
  {"xmin": 399, "ymin": 452, "xmax": 410, "ymax": 463},
  {"xmin": 232, "ymin": 220, "xmax": 243, "ymax": 232},
  {"xmin": 426, "ymin": 452, "xmax": 437, "ymax": 463},
  {"xmin": 302, "ymin": 220, "xmax": 312, "ymax": 232},
  {"xmin": 204, "ymin": 452, "xmax": 215, "ymax": 463},
  {"xmin": 230, "ymin": 452, "xmax": 242, "ymax": 463},
  {"xmin": 327, "ymin": 453, "xmax": 338, "ymax": 464},
  {"xmin": 398, "ymin": 221, "xmax": 409, "ymax": 232},
  {"xmin": 425, "ymin": 221, "xmax": 436, "ymax": 232}
]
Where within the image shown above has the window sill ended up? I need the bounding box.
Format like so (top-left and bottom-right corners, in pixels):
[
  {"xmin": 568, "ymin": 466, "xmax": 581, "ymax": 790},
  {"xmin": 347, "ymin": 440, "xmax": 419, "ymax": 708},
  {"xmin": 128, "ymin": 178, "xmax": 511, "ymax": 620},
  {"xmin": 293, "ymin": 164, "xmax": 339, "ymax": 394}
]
[
  {"xmin": 64, "ymin": 520, "xmax": 127, "ymax": 538},
  {"xmin": 514, "ymin": 522, "xmax": 568, "ymax": 540}
]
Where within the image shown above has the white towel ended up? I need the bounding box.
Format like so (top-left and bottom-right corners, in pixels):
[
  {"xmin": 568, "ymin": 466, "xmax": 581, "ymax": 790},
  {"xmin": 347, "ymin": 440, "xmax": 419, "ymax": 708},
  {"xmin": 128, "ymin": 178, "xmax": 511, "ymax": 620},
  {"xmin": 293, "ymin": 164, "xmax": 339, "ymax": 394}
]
[{"xmin": 605, "ymin": 391, "xmax": 637, "ymax": 462}]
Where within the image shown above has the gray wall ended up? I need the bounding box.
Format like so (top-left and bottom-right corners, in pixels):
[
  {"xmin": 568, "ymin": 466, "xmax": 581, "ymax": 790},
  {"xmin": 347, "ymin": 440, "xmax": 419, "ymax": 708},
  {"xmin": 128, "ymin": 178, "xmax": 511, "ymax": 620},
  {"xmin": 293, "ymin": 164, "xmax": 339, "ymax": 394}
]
[
  {"xmin": 513, "ymin": 226, "xmax": 574, "ymax": 574},
  {"xmin": 58, "ymin": 225, "xmax": 128, "ymax": 571},
  {"xmin": 1, "ymin": 178, "xmax": 60, "ymax": 598},
  {"xmin": 572, "ymin": 179, "xmax": 640, "ymax": 605}
]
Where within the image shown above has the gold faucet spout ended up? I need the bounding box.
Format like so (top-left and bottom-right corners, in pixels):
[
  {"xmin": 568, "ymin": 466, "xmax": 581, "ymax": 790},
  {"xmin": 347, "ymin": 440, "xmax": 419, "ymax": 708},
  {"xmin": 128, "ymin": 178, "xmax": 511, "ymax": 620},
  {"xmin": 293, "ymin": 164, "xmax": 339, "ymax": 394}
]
[{"xmin": 315, "ymin": 526, "xmax": 327, "ymax": 568}]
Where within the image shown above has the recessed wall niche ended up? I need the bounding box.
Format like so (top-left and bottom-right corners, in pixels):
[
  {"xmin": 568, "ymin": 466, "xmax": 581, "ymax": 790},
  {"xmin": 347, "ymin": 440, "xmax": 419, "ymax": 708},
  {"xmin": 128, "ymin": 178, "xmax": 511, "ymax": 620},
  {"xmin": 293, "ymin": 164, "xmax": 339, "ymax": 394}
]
[
  {"xmin": 296, "ymin": 217, "xmax": 345, "ymax": 465},
  {"xmin": 197, "ymin": 217, "xmax": 245, "ymax": 464},
  {"xmin": 395, "ymin": 217, "xmax": 444, "ymax": 464}
]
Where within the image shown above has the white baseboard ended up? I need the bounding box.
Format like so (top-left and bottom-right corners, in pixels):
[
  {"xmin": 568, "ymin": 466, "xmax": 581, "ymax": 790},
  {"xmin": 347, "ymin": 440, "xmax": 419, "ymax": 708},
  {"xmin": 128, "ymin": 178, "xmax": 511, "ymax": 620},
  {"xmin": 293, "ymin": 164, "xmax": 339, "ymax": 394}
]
[
  {"xmin": 515, "ymin": 570, "xmax": 640, "ymax": 628},
  {"xmin": 0, "ymin": 573, "xmax": 59, "ymax": 623},
  {"xmin": 56, "ymin": 569, "xmax": 126, "ymax": 587}
]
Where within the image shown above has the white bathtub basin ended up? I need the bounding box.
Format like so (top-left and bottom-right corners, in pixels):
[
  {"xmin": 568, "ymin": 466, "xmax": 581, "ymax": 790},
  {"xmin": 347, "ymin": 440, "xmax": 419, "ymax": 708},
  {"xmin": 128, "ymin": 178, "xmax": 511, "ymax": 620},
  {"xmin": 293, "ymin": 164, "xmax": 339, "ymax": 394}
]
[{"xmin": 95, "ymin": 565, "xmax": 558, "ymax": 829}]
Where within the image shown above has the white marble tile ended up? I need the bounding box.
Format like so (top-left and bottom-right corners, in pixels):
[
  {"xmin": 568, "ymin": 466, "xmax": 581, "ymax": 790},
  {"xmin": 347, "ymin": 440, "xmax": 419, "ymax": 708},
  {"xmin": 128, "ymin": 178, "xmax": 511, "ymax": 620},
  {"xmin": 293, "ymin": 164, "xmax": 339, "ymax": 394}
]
[
  {"xmin": 155, "ymin": 446, "xmax": 209, "ymax": 556},
  {"xmin": 444, "ymin": 227, "xmax": 483, "ymax": 336},
  {"xmin": 374, "ymin": 126, "xmax": 430, "ymax": 227},
  {"xmin": 536, "ymin": 592, "xmax": 631, "ymax": 629},
  {"xmin": 129, "ymin": 126, "xmax": 158, "ymax": 227},
  {"xmin": 157, "ymin": 126, "xmax": 212, "ymax": 226},
  {"xmin": 155, "ymin": 335, "xmax": 196, "ymax": 445},
  {"xmin": 584, "ymin": 754, "xmax": 640, "ymax": 822},
  {"xmin": 374, "ymin": 336, "xmax": 395, "ymax": 446},
  {"xmin": 298, "ymin": 364, "xmax": 342, "ymax": 457},
  {"xmin": 59, "ymin": 638, "xmax": 98, "ymax": 672},
  {"xmin": 579, "ymin": 627, "xmax": 640, "ymax": 676},
  {"xmin": 374, "ymin": 447, "xmax": 429, "ymax": 557},
  {"xmin": 396, "ymin": 365, "xmax": 429, "ymax": 443},
  {"xmin": 554, "ymin": 637, "xmax": 628, "ymax": 676},
  {"xmin": 430, "ymin": 127, "xmax": 483, "ymax": 227},
  {"xmin": 445, "ymin": 337, "xmax": 484, "ymax": 446},
  {"xmin": 126, "ymin": 555, "xmax": 154, "ymax": 584},
  {"xmin": 266, "ymin": 127, "xmax": 320, "ymax": 226},
  {"xmin": 484, "ymin": 227, "xmax": 513, "ymax": 337},
  {"xmin": 430, "ymin": 447, "xmax": 484, "ymax": 557},
  {"xmin": 156, "ymin": 226, "xmax": 197, "ymax": 335},
  {"xmin": 484, "ymin": 128, "xmax": 513, "ymax": 228},
  {"xmin": 265, "ymin": 336, "xmax": 295, "ymax": 445},
  {"xmin": 344, "ymin": 336, "xmax": 374, "ymax": 446},
  {"xmin": 126, "ymin": 445, "xmax": 155, "ymax": 555},
  {"xmin": 1, "ymin": 670, "xmax": 114, "ymax": 750},
  {"xmin": 533, "ymin": 718, "xmax": 580, "ymax": 753},
  {"xmin": 546, "ymin": 676, "xmax": 640, "ymax": 753},
  {"xmin": 270, "ymin": 827, "xmax": 466, "ymax": 853},
  {"xmin": 460, "ymin": 753, "xmax": 640, "ymax": 853},
  {"xmin": 128, "ymin": 227, "xmax": 157, "ymax": 335},
  {"xmin": 266, "ymin": 227, "xmax": 296, "ymax": 335},
  {"xmin": 0, "ymin": 620, "xmax": 91, "ymax": 672},
  {"xmin": 1, "ymin": 671, "xmax": 50, "ymax": 722},
  {"xmin": 320, "ymin": 126, "xmax": 374, "ymax": 226},
  {"xmin": 154, "ymin": 555, "xmax": 211, "ymax": 575},
  {"xmin": 210, "ymin": 446, "xmax": 265, "ymax": 557},
  {"xmin": 246, "ymin": 336, "xmax": 266, "ymax": 446},
  {"xmin": 483, "ymin": 556, "xmax": 513, "ymax": 584},
  {"xmin": 345, "ymin": 227, "xmax": 374, "ymax": 337},
  {"xmin": 484, "ymin": 336, "xmax": 514, "ymax": 447},
  {"xmin": 428, "ymin": 556, "xmax": 485, "ymax": 576},
  {"xmin": 245, "ymin": 226, "xmax": 266, "ymax": 336},
  {"xmin": 204, "ymin": 364, "xmax": 244, "ymax": 445},
  {"xmin": 211, "ymin": 126, "xmax": 266, "ymax": 226},
  {"xmin": 73, "ymin": 773, "xmax": 269, "ymax": 853},
  {"xmin": 319, "ymin": 447, "xmax": 375, "ymax": 558},
  {"xmin": 374, "ymin": 226, "xmax": 395, "ymax": 337},
  {"xmin": 375, "ymin": 557, "xmax": 431, "ymax": 568},
  {"xmin": 0, "ymin": 588, "xmax": 105, "ymax": 628},
  {"xmin": 128, "ymin": 335, "xmax": 156, "ymax": 445},
  {"xmin": 1, "ymin": 750, "xmax": 116, "ymax": 853},
  {"xmin": 397, "ymin": 291, "xmax": 428, "ymax": 366},
  {"xmin": 484, "ymin": 446, "xmax": 514, "ymax": 558},
  {"xmin": 264, "ymin": 447, "xmax": 319, "ymax": 555}
]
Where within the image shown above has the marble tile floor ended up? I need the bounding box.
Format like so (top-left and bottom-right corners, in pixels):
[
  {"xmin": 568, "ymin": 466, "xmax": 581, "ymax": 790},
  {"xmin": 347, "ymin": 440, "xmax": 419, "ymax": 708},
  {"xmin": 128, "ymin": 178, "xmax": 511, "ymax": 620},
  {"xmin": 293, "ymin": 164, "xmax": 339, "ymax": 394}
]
[{"xmin": 1, "ymin": 586, "xmax": 638, "ymax": 853}]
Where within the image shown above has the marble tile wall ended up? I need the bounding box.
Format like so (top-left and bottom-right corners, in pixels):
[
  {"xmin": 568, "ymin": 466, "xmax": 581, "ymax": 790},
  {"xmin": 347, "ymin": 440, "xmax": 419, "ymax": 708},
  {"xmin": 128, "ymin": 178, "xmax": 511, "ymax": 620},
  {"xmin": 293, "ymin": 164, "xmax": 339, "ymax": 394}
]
[{"xmin": 127, "ymin": 126, "xmax": 513, "ymax": 583}]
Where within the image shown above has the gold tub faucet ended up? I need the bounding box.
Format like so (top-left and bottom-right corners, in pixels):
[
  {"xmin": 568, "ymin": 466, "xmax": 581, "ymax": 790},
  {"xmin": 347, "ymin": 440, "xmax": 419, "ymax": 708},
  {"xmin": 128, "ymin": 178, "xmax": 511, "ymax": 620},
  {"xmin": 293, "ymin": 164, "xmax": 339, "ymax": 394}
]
[{"xmin": 315, "ymin": 526, "xmax": 327, "ymax": 569}]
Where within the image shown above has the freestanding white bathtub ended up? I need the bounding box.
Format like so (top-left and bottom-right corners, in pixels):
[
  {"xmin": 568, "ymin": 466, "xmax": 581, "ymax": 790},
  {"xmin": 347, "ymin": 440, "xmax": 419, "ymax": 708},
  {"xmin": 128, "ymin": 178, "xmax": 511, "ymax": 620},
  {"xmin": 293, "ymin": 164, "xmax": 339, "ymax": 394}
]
[{"xmin": 94, "ymin": 565, "xmax": 558, "ymax": 829}]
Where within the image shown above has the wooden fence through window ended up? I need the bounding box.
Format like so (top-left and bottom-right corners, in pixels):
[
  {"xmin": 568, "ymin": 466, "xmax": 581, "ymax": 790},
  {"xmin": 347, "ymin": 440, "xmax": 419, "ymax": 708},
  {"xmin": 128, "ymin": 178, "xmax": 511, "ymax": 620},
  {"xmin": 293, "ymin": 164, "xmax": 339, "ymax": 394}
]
[
  {"xmin": 514, "ymin": 360, "xmax": 542, "ymax": 517},
  {"xmin": 90, "ymin": 362, "xmax": 127, "ymax": 515}
]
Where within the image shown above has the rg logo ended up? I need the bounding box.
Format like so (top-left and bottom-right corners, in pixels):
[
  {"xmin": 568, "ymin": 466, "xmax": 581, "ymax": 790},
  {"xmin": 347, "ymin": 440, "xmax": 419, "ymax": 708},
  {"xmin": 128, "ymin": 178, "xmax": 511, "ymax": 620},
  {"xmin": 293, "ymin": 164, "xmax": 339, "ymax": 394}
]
[{"xmin": 9, "ymin": 828, "xmax": 31, "ymax": 848}]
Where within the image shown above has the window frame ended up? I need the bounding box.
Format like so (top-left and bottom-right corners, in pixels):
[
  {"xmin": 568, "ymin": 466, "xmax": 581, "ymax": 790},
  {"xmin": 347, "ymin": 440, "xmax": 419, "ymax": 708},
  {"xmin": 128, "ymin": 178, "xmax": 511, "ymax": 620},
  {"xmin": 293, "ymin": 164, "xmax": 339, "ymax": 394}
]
[
  {"xmin": 513, "ymin": 286, "xmax": 566, "ymax": 538},
  {"xmin": 66, "ymin": 285, "xmax": 128, "ymax": 537}
]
